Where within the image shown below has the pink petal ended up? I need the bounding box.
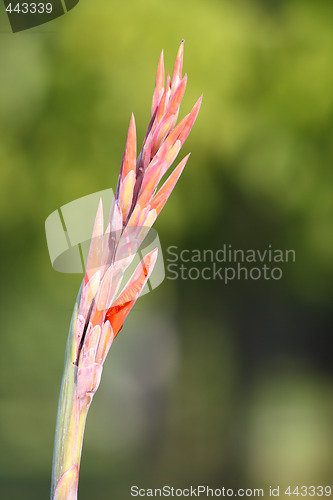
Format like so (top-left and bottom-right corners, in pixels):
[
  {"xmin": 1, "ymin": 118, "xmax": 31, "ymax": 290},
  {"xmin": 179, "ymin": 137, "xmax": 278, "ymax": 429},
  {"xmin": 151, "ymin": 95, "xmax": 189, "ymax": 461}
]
[
  {"xmin": 85, "ymin": 199, "xmax": 104, "ymax": 284},
  {"xmin": 177, "ymin": 94, "xmax": 203, "ymax": 146},
  {"xmin": 164, "ymin": 74, "xmax": 187, "ymax": 122},
  {"xmin": 80, "ymin": 270, "xmax": 101, "ymax": 318},
  {"xmin": 93, "ymin": 265, "xmax": 114, "ymax": 324},
  {"xmin": 151, "ymin": 50, "xmax": 165, "ymax": 116},
  {"xmin": 121, "ymin": 114, "xmax": 137, "ymax": 181},
  {"xmin": 118, "ymin": 170, "xmax": 136, "ymax": 222},
  {"xmin": 105, "ymin": 249, "xmax": 158, "ymax": 337},
  {"xmin": 171, "ymin": 40, "xmax": 184, "ymax": 94},
  {"xmin": 136, "ymin": 209, "xmax": 157, "ymax": 245},
  {"xmin": 82, "ymin": 324, "xmax": 101, "ymax": 362},
  {"xmin": 77, "ymin": 362, "xmax": 102, "ymax": 398},
  {"xmin": 150, "ymin": 114, "xmax": 175, "ymax": 156},
  {"xmin": 136, "ymin": 159, "xmax": 165, "ymax": 208},
  {"xmin": 151, "ymin": 154, "xmax": 190, "ymax": 215},
  {"xmin": 95, "ymin": 320, "xmax": 114, "ymax": 365}
]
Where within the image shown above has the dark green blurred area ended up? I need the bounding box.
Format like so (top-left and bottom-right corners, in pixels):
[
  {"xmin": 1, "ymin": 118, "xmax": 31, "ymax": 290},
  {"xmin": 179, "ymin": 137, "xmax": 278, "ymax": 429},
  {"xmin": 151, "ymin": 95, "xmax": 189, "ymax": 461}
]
[{"xmin": 1, "ymin": 0, "xmax": 333, "ymax": 498}]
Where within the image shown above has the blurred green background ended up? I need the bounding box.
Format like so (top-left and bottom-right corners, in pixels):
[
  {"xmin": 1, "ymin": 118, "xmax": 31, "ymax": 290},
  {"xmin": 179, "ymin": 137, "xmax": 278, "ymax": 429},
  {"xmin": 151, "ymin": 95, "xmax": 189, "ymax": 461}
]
[{"xmin": 1, "ymin": 0, "xmax": 333, "ymax": 498}]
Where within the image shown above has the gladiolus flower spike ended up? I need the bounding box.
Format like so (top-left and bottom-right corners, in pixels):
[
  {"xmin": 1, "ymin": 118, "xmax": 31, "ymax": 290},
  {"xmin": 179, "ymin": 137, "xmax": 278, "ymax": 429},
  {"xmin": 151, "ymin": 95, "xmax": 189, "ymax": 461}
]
[{"xmin": 50, "ymin": 41, "xmax": 202, "ymax": 500}]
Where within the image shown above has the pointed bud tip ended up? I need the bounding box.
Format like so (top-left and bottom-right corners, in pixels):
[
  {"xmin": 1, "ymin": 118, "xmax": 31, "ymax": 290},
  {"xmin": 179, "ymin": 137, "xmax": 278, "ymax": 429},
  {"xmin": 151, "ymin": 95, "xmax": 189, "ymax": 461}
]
[
  {"xmin": 195, "ymin": 94, "xmax": 203, "ymax": 111},
  {"xmin": 128, "ymin": 114, "xmax": 136, "ymax": 134},
  {"xmin": 178, "ymin": 153, "xmax": 191, "ymax": 170},
  {"xmin": 190, "ymin": 95, "xmax": 203, "ymax": 116}
]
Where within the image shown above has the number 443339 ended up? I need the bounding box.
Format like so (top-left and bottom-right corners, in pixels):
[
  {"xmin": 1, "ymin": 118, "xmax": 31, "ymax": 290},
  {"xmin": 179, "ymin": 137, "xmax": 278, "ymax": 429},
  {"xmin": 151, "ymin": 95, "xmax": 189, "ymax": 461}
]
[
  {"xmin": 285, "ymin": 486, "xmax": 331, "ymax": 496},
  {"xmin": 5, "ymin": 3, "xmax": 53, "ymax": 14}
]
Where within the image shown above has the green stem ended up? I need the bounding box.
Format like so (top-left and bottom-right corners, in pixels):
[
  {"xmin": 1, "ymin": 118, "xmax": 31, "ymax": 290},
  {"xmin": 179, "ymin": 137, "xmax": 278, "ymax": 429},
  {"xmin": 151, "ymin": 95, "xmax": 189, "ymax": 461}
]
[{"xmin": 51, "ymin": 302, "xmax": 91, "ymax": 500}]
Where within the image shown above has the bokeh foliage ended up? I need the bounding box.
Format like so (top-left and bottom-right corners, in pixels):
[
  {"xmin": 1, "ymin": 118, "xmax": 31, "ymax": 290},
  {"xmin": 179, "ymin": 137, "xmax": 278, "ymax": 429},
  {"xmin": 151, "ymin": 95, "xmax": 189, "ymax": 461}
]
[{"xmin": 0, "ymin": 0, "xmax": 333, "ymax": 498}]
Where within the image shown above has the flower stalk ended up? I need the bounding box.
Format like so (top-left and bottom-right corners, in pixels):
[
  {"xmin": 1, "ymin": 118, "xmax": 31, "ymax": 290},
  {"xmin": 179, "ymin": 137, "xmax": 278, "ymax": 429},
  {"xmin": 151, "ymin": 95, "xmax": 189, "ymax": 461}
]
[{"xmin": 50, "ymin": 41, "xmax": 202, "ymax": 500}]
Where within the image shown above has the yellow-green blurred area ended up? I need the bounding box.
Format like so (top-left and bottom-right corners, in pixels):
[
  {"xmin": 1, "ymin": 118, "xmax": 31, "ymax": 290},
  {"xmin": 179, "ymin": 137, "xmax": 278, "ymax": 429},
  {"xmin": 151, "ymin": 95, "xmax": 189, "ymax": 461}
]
[{"xmin": 1, "ymin": 0, "xmax": 333, "ymax": 498}]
